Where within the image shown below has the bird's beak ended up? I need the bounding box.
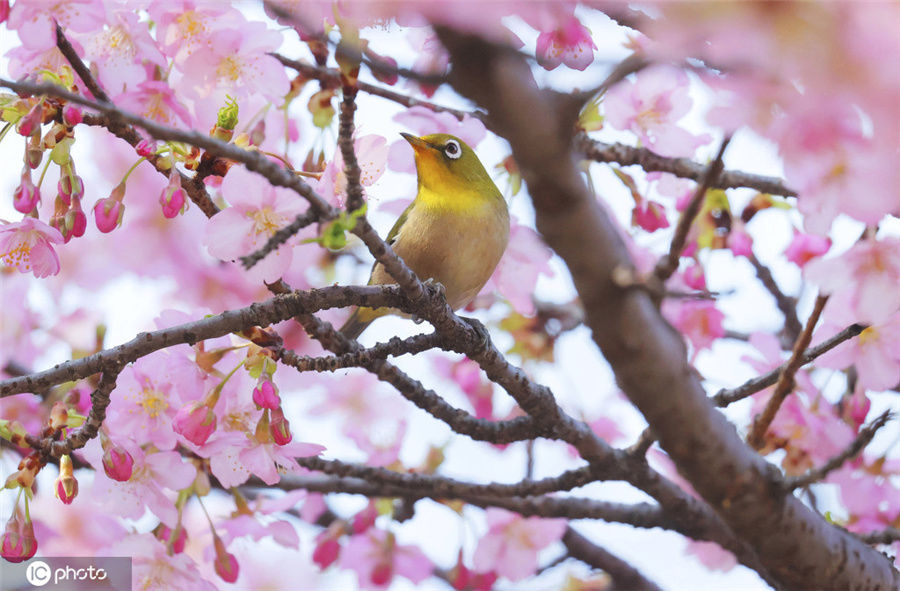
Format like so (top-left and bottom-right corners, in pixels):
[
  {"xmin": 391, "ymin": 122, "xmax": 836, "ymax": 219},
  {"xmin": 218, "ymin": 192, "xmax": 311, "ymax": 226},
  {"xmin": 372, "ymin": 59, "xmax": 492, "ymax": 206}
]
[{"xmin": 400, "ymin": 132, "xmax": 437, "ymax": 153}]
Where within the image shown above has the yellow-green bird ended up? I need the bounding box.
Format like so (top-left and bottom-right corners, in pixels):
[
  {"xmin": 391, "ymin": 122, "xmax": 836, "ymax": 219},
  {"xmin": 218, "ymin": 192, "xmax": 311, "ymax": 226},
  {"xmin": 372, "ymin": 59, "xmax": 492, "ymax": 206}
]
[{"xmin": 340, "ymin": 132, "xmax": 509, "ymax": 339}]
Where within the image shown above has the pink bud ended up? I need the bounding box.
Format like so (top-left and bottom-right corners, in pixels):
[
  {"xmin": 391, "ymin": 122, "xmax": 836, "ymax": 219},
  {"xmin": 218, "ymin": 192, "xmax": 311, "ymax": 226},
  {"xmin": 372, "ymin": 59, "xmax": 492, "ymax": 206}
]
[
  {"xmin": 683, "ymin": 263, "xmax": 706, "ymax": 291},
  {"xmin": 173, "ymin": 401, "xmax": 217, "ymax": 446},
  {"xmin": 102, "ymin": 445, "xmax": 134, "ymax": 482},
  {"xmin": 157, "ymin": 525, "xmax": 187, "ymax": 554},
  {"xmin": 371, "ymin": 561, "xmax": 393, "ymax": 586},
  {"xmin": 160, "ymin": 187, "xmax": 185, "ymax": 218},
  {"xmin": 13, "ymin": 176, "xmax": 40, "ymax": 214},
  {"xmin": 57, "ymin": 174, "xmax": 84, "ymax": 203},
  {"xmin": 64, "ymin": 206, "xmax": 87, "ymax": 241},
  {"xmin": 632, "ymin": 200, "xmax": 670, "ymax": 232},
  {"xmin": 63, "ymin": 105, "xmax": 83, "ymax": 126},
  {"xmin": 352, "ymin": 502, "xmax": 377, "ymax": 534},
  {"xmin": 16, "ymin": 103, "xmax": 42, "ymax": 137},
  {"xmin": 312, "ymin": 535, "xmax": 340, "ymax": 569},
  {"xmin": 0, "ymin": 0, "xmax": 9, "ymax": 25},
  {"xmin": 93, "ymin": 197, "xmax": 125, "ymax": 233},
  {"xmin": 269, "ymin": 407, "xmax": 292, "ymax": 446},
  {"xmin": 252, "ymin": 380, "xmax": 280, "ymax": 410},
  {"xmin": 135, "ymin": 139, "xmax": 156, "ymax": 158},
  {"xmin": 213, "ymin": 536, "xmax": 239, "ymax": 583},
  {"xmin": 785, "ymin": 231, "xmax": 831, "ymax": 268},
  {"xmin": 728, "ymin": 226, "xmax": 753, "ymax": 258},
  {"xmin": 1, "ymin": 513, "xmax": 36, "ymax": 563}
]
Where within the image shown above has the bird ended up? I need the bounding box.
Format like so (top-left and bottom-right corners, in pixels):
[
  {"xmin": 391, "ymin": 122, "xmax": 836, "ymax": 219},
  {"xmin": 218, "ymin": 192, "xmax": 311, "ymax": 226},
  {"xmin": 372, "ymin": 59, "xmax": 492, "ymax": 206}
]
[{"xmin": 339, "ymin": 132, "xmax": 510, "ymax": 339}]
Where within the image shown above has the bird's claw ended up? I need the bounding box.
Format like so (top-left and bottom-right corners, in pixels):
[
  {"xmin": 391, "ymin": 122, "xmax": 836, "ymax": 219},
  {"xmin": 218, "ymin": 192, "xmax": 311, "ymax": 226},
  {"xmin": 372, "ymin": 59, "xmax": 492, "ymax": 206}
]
[
  {"xmin": 461, "ymin": 316, "xmax": 490, "ymax": 350},
  {"xmin": 422, "ymin": 278, "xmax": 446, "ymax": 299}
]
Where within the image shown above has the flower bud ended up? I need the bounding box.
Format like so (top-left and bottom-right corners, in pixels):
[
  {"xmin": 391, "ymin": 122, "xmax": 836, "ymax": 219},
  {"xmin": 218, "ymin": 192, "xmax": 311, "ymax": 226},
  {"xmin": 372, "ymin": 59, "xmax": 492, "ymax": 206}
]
[
  {"xmin": 159, "ymin": 171, "xmax": 185, "ymax": 218},
  {"xmin": 269, "ymin": 407, "xmax": 292, "ymax": 446},
  {"xmin": 173, "ymin": 401, "xmax": 217, "ymax": 446},
  {"xmin": 252, "ymin": 379, "xmax": 280, "ymax": 410},
  {"xmin": 16, "ymin": 102, "xmax": 42, "ymax": 137},
  {"xmin": 371, "ymin": 561, "xmax": 393, "ymax": 586},
  {"xmin": 62, "ymin": 104, "xmax": 82, "ymax": 126},
  {"xmin": 93, "ymin": 197, "xmax": 125, "ymax": 233},
  {"xmin": 1, "ymin": 512, "xmax": 36, "ymax": 563},
  {"xmin": 135, "ymin": 139, "xmax": 156, "ymax": 158},
  {"xmin": 101, "ymin": 444, "xmax": 134, "ymax": 482},
  {"xmin": 57, "ymin": 173, "xmax": 85, "ymax": 204},
  {"xmin": 63, "ymin": 205, "xmax": 87, "ymax": 242},
  {"xmin": 49, "ymin": 401, "xmax": 69, "ymax": 430},
  {"xmin": 157, "ymin": 524, "xmax": 187, "ymax": 554},
  {"xmin": 13, "ymin": 174, "xmax": 40, "ymax": 214},
  {"xmin": 312, "ymin": 530, "xmax": 341, "ymax": 569},
  {"xmin": 54, "ymin": 454, "xmax": 78, "ymax": 504},
  {"xmin": 213, "ymin": 535, "xmax": 239, "ymax": 583}
]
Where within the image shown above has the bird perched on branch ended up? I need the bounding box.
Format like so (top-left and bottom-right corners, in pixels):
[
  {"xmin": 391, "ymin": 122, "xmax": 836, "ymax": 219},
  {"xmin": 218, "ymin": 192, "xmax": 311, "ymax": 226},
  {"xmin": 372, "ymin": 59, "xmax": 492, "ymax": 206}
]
[{"xmin": 340, "ymin": 132, "xmax": 509, "ymax": 339}]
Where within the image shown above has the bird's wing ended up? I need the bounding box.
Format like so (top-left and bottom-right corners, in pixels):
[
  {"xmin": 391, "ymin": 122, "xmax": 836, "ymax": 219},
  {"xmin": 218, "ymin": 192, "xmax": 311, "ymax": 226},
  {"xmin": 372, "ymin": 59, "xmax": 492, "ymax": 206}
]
[{"xmin": 385, "ymin": 200, "xmax": 416, "ymax": 245}]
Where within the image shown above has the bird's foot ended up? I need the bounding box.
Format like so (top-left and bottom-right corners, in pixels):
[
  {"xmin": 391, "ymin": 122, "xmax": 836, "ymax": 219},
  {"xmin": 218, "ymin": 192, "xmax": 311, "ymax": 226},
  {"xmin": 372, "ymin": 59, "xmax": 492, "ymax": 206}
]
[
  {"xmin": 460, "ymin": 316, "xmax": 491, "ymax": 351},
  {"xmin": 422, "ymin": 278, "xmax": 446, "ymax": 300}
]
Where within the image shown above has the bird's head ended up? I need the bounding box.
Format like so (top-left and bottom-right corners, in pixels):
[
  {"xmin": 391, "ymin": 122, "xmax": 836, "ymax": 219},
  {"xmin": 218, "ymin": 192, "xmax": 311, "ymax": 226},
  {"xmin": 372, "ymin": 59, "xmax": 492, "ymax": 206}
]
[{"xmin": 401, "ymin": 133, "xmax": 499, "ymax": 199}]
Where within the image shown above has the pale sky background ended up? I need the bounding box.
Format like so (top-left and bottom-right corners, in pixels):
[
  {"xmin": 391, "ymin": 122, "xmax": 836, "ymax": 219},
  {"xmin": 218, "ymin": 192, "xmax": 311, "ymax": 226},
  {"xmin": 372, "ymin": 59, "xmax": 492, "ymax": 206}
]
[{"xmin": 2, "ymin": 4, "xmax": 897, "ymax": 590}]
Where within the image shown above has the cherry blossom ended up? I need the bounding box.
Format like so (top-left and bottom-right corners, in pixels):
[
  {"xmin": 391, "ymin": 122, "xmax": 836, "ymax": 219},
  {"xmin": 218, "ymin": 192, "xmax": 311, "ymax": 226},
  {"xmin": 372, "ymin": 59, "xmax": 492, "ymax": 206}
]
[
  {"xmin": 535, "ymin": 14, "xmax": 596, "ymax": 71},
  {"xmin": 473, "ymin": 508, "xmax": 566, "ymax": 581},
  {"xmin": 605, "ymin": 66, "xmax": 712, "ymax": 158},
  {"xmin": 0, "ymin": 217, "xmax": 65, "ymax": 278},
  {"xmin": 340, "ymin": 529, "xmax": 432, "ymax": 589},
  {"xmin": 204, "ymin": 166, "xmax": 305, "ymax": 283}
]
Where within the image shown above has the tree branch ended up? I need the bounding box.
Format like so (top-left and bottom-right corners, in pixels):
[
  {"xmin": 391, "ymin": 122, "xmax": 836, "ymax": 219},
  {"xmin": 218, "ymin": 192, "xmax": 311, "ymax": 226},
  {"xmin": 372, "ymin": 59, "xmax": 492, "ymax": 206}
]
[
  {"xmin": 563, "ymin": 526, "xmax": 664, "ymax": 591},
  {"xmin": 436, "ymin": 26, "xmax": 898, "ymax": 590},
  {"xmin": 783, "ymin": 411, "xmax": 892, "ymax": 491},
  {"xmin": 747, "ymin": 294, "xmax": 828, "ymax": 449}
]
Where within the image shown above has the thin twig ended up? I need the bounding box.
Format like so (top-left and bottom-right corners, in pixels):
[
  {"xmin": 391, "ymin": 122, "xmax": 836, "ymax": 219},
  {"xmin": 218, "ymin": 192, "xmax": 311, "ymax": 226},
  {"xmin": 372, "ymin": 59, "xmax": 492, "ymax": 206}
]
[
  {"xmin": 653, "ymin": 135, "xmax": 732, "ymax": 283},
  {"xmin": 747, "ymin": 294, "xmax": 829, "ymax": 449},
  {"xmin": 748, "ymin": 253, "xmax": 802, "ymax": 344},
  {"xmin": 276, "ymin": 332, "xmax": 445, "ymax": 372},
  {"xmin": 575, "ymin": 133, "xmax": 795, "ymax": 197},
  {"xmin": 784, "ymin": 411, "xmax": 892, "ymax": 491},
  {"xmin": 240, "ymin": 209, "xmax": 319, "ymax": 269},
  {"xmin": 712, "ymin": 323, "xmax": 865, "ymax": 407}
]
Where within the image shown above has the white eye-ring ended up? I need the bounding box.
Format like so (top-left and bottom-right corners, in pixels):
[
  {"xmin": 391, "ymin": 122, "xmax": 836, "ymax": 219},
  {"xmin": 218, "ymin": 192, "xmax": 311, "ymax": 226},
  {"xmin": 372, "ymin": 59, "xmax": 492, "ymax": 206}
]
[{"xmin": 443, "ymin": 139, "xmax": 462, "ymax": 159}]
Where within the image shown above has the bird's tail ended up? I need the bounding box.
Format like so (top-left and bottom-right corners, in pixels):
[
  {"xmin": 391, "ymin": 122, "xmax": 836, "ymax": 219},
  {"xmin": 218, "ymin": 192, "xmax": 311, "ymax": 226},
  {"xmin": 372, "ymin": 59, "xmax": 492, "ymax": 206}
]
[{"xmin": 339, "ymin": 307, "xmax": 380, "ymax": 340}]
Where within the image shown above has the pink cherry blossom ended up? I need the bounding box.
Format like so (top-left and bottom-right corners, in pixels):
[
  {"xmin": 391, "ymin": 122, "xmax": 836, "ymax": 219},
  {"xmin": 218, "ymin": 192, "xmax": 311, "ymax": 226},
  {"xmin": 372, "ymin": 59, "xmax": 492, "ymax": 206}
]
[
  {"xmin": 111, "ymin": 533, "xmax": 217, "ymax": 591},
  {"xmin": 115, "ymin": 81, "xmax": 193, "ymax": 128},
  {"xmin": 204, "ymin": 166, "xmax": 305, "ymax": 283},
  {"xmin": 0, "ymin": 217, "xmax": 65, "ymax": 278},
  {"xmin": 805, "ymin": 236, "xmax": 900, "ymax": 325},
  {"xmin": 388, "ymin": 106, "xmax": 487, "ymax": 174},
  {"xmin": 340, "ymin": 529, "xmax": 432, "ymax": 589},
  {"xmin": 605, "ymin": 66, "xmax": 712, "ymax": 158},
  {"xmin": 88, "ymin": 448, "xmax": 196, "ymax": 528},
  {"xmin": 785, "ymin": 231, "xmax": 831, "ymax": 268},
  {"xmin": 149, "ymin": 1, "xmax": 244, "ymax": 65},
  {"xmin": 431, "ymin": 357, "xmax": 494, "ymax": 419},
  {"xmin": 7, "ymin": 0, "xmax": 104, "ymax": 51},
  {"xmin": 473, "ymin": 508, "xmax": 566, "ymax": 581},
  {"xmin": 481, "ymin": 217, "xmax": 554, "ymax": 315},
  {"xmin": 178, "ymin": 21, "xmax": 288, "ymax": 105},
  {"xmin": 536, "ymin": 14, "xmax": 596, "ymax": 71},
  {"xmin": 82, "ymin": 8, "xmax": 166, "ymax": 92},
  {"xmin": 817, "ymin": 313, "xmax": 900, "ymax": 391},
  {"xmin": 315, "ymin": 135, "xmax": 389, "ymax": 207},
  {"xmin": 663, "ymin": 299, "xmax": 725, "ymax": 358},
  {"xmin": 105, "ymin": 351, "xmax": 204, "ymax": 450}
]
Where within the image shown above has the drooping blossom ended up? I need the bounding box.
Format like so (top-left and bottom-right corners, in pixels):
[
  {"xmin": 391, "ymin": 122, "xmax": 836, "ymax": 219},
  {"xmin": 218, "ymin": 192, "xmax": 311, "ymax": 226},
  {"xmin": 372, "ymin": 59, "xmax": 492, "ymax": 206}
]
[
  {"xmin": 339, "ymin": 529, "xmax": 432, "ymax": 589},
  {"xmin": 535, "ymin": 14, "xmax": 596, "ymax": 71}
]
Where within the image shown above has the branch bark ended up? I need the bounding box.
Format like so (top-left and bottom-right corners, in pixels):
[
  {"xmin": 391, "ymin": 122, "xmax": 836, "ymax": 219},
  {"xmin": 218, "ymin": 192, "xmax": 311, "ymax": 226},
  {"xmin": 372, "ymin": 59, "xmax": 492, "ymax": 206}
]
[{"xmin": 436, "ymin": 27, "xmax": 898, "ymax": 590}]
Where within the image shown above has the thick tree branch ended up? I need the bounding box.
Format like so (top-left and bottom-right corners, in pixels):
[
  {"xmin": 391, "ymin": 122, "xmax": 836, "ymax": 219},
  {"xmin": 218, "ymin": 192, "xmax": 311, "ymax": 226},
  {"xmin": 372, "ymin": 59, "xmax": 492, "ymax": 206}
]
[{"xmin": 436, "ymin": 27, "xmax": 898, "ymax": 590}]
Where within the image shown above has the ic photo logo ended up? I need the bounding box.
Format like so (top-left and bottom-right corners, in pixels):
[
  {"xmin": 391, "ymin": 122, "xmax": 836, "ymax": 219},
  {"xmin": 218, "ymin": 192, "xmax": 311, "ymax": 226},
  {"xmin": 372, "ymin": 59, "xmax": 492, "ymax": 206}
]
[{"xmin": 25, "ymin": 560, "xmax": 51, "ymax": 586}]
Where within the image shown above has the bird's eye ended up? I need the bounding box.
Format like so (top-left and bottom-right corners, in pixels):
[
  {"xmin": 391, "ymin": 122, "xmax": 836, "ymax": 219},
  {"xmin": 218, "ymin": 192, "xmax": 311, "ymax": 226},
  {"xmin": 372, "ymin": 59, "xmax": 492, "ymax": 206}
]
[{"xmin": 443, "ymin": 140, "xmax": 461, "ymax": 160}]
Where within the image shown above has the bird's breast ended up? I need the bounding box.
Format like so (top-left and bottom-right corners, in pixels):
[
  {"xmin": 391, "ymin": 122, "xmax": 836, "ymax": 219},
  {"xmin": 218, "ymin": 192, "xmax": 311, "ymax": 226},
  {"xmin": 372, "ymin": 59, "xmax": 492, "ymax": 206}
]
[{"xmin": 373, "ymin": 198, "xmax": 509, "ymax": 310}]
